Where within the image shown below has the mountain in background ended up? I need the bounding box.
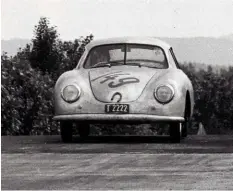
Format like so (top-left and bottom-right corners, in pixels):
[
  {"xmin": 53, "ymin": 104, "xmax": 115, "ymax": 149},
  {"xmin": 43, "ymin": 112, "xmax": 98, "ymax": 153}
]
[
  {"xmin": 160, "ymin": 35, "xmax": 233, "ymax": 67},
  {"xmin": 220, "ymin": 34, "xmax": 233, "ymax": 41},
  {"xmin": 1, "ymin": 38, "xmax": 30, "ymax": 56},
  {"xmin": 1, "ymin": 34, "xmax": 233, "ymax": 66}
]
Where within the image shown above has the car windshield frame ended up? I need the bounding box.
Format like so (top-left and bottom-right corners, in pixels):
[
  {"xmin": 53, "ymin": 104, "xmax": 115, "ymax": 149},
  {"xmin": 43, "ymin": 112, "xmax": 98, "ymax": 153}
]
[{"xmin": 82, "ymin": 43, "xmax": 169, "ymax": 69}]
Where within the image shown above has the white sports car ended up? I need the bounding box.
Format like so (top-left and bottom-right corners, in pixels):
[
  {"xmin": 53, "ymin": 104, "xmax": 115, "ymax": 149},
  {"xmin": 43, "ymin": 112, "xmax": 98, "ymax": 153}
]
[{"xmin": 53, "ymin": 37, "xmax": 194, "ymax": 143}]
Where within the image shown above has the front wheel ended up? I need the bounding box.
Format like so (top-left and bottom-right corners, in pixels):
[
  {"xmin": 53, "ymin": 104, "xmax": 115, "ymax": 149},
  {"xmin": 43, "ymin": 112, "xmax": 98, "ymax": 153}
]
[
  {"xmin": 169, "ymin": 123, "xmax": 181, "ymax": 143},
  {"xmin": 181, "ymin": 121, "xmax": 188, "ymax": 137},
  {"xmin": 78, "ymin": 124, "xmax": 90, "ymax": 138},
  {"xmin": 60, "ymin": 121, "xmax": 73, "ymax": 143}
]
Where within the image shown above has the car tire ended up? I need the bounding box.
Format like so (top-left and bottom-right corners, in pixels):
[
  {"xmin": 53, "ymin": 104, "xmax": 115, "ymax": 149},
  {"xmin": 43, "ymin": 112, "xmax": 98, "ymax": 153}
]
[
  {"xmin": 182, "ymin": 100, "xmax": 191, "ymax": 138},
  {"xmin": 181, "ymin": 121, "xmax": 189, "ymax": 137},
  {"xmin": 60, "ymin": 121, "xmax": 73, "ymax": 143},
  {"xmin": 78, "ymin": 124, "xmax": 90, "ymax": 138},
  {"xmin": 169, "ymin": 122, "xmax": 181, "ymax": 143}
]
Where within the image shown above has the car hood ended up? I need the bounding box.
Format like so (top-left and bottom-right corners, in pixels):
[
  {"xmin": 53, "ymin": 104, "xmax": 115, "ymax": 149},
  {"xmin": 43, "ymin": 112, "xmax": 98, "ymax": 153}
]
[{"xmin": 89, "ymin": 66, "xmax": 166, "ymax": 103}]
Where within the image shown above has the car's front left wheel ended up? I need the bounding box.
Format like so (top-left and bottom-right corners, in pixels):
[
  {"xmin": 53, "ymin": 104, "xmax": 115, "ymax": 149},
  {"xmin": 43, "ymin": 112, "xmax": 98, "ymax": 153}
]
[
  {"xmin": 60, "ymin": 121, "xmax": 73, "ymax": 143},
  {"xmin": 169, "ymin": 122, "xmax": 181, "ymax": 143},
  {"xmin": 182, "ymin": 102, "xmax": 191, "ymax": 138}
]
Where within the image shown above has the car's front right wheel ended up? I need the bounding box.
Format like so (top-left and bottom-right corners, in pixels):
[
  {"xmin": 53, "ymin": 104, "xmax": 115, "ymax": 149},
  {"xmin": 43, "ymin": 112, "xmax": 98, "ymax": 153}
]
[
  {"xmin": 78, "ymin": 124, "xmax": 90, "ymax": 138},
  {"xmin": 169, "ymin": 122, "xmax": 181, "ymax": 143},
  {"xmin": 60, "ymin": 121, "xmax": 73, "ymax": 143}
]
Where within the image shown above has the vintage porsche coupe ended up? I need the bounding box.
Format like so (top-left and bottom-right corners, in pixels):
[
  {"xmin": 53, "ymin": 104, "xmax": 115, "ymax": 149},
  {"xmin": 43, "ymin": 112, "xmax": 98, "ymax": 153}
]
[{"xmin": 54, "ymin": 37, "xmax": 194, "ymax": 143}]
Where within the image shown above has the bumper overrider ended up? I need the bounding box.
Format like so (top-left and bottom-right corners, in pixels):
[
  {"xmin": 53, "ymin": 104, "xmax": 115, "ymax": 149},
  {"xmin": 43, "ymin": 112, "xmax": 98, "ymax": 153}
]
[{"xmin": 53, "ymin": 114, "xmax": 184, "ymax": 123}]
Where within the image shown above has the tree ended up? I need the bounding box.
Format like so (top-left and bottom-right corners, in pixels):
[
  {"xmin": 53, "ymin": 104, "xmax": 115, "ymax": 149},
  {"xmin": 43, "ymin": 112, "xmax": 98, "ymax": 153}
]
[
  {"xmin": 1, "ymin": 18, "xmax": 94, "ymax": 135},
  {"xmin": 1, "ymin": 52, "xmax": 55, "ymax": 135},
  {"xmin": 56, "ymin": 35, "xmax": 94, "ymax": 76},
  {"xmin": 29, "ymin": 17, "xmax": 60, "ymax": 74}
]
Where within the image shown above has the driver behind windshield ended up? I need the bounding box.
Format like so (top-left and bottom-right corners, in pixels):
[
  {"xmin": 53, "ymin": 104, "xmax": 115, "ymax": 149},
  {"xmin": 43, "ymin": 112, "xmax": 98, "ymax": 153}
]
[{"xmin": 89, "ymin": 48, "xmax": 110, "ymax": 67}]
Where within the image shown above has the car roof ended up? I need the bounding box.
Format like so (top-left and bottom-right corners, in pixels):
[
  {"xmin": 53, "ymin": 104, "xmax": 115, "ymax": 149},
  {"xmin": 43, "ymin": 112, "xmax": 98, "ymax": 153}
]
[{"xmin": 86, "ymin": 36, "xmax": 171, "ymax": 50}]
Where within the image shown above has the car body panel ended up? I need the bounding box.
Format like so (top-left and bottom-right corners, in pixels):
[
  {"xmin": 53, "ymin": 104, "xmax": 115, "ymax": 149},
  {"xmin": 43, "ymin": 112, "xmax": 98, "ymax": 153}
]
[
  {"xmin": 53, "ymin": 114, "xmax": 184, "ymax": 123},
  {"xmin": 89, "ymin": 66, "xmax": 167, "ymax": 102},
  {"xmin": 54, "ymin": 37, "xmax": 194, "ymax": 123},
  {"xmin": 85, "ymin": 37, "xmax": 171, "ymax": 52}
]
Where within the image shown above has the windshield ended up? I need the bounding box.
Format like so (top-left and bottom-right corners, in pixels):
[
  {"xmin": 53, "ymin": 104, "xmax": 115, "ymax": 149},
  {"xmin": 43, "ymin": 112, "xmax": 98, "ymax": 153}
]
[{"xmin": 84, "ymin": 44, "xmax": 168, "ymax": 69}]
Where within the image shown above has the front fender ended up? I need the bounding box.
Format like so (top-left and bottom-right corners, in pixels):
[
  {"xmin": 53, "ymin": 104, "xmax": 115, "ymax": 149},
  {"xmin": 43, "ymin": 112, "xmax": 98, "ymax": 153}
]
[
  {"xmin": 139, "ymin": 68, "xmax": 191, "ymax": 117},
  {"xmin": 54, "ymin": 69, "xmax": 94, "ymax": 115}
]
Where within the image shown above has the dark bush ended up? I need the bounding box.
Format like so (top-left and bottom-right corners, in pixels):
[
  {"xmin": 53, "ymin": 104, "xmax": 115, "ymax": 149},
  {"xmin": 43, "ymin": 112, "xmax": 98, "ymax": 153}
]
[{"xmin": 181, "ymin": 63, "xmax": 233, "ymax": 134}]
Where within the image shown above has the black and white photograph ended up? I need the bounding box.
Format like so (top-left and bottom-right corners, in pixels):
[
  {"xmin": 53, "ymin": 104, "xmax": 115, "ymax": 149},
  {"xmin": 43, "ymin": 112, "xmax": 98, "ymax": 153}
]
[{"xmin": 1, "ymin": 0, "xmax": 233, "ymax": 190}]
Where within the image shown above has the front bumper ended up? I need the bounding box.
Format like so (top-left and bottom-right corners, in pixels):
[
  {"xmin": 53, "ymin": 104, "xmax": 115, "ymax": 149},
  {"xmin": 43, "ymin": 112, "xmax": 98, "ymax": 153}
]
[{"xmin": 53, "ymin": 114, "xmax": 184, "ymax": 123}]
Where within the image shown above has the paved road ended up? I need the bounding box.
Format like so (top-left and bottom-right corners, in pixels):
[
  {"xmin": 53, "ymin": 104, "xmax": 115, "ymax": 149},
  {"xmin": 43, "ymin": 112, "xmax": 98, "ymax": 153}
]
[{"xmin": 1, "ymin": 135, "xmax": 233, "ymax": 190}]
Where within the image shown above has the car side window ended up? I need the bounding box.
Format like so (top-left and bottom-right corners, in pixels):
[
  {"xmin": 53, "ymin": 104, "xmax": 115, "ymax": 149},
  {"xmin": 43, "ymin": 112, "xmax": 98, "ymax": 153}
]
[{"xmin": 170, "ymin": 48, "xmax": 180, "ymax": 69}]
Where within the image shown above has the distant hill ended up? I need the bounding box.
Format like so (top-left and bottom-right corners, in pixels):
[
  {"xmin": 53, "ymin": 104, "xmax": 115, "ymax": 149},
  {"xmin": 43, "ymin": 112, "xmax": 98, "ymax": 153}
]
[
  {"xmin": 160, "ymin": 35, "xmax": 233, "ymax": 67},
  {"xmin": 1, "ymin": 38, "xmax": 31, "ymax": 56},
  {"xmin": 1, "ymin": 34, "xmax": 233, "ymax": 66},
  {"xmin": 220, "ymin": 34, "xmax": 233, "ymax": 41}
]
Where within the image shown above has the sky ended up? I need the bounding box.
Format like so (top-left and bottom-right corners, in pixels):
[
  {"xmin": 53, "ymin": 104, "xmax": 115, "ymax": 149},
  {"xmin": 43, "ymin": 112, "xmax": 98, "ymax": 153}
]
[{"xmin": 1, "ymin": 0, "xmax": 233, "ymax": 40}]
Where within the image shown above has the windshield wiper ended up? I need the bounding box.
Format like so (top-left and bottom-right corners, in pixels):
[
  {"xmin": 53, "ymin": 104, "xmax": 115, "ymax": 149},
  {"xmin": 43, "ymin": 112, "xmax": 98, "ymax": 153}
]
[
  {"xmin": 91, "ymin": 61, "xmax": 142, "ymax": 68},
  {"xmin": 91, "ymin": 62, "xmax": 111, "ymax": 68},
  {"xmin": 91, "ymin": 61, "xmax": 125, "ymax": 68},
  {"xmin": 125, "ymin": 63, "xmax": 141, "ymax": 67}
]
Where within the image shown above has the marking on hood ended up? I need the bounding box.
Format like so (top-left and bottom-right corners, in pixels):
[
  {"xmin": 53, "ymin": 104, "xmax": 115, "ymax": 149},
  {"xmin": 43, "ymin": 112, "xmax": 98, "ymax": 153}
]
[
  {"xmin": 108, "ymin": 77, "xmax": 139, "ymax": 88},
  {"xmin": 111, "ymin": 92, "xmax": 122, "ymax": 102},
  {"xmin": 91, "ymin": 71, "xmax": 140, "ymax": 88},
  {"xmin": 91, "ymin": 71, "xmax": 123, "ymax": 82}
]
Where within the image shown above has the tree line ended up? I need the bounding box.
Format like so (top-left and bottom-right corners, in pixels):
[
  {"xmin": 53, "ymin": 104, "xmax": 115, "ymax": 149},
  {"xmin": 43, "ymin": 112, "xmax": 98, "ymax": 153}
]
[{"xmin": 1, "ymin": 17, "xmax": 233, "ymax": 135}]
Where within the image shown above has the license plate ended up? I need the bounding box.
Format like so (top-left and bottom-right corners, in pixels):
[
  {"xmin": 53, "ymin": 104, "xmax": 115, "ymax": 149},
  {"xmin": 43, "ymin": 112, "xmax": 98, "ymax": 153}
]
[{"xmin": 105, "ymin": 104, "xmax": 129, "ymax": 114}]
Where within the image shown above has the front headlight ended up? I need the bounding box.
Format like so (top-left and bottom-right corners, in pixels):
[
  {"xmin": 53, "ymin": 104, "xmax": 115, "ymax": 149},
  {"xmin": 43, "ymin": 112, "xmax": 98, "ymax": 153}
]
[
  {"xmin": 61, "ymin": 84, "xmax": 81, "ymax": 103},
  {"xmin": 154, "ymin": 84, "xmax": 174, "ymax": 103}
]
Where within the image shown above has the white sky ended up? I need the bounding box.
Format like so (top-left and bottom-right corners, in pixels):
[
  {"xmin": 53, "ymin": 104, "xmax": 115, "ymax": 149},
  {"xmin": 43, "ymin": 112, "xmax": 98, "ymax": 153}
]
[{"xmin": 1, "ymin": 0, "xmax": 233, "ymax": 40}]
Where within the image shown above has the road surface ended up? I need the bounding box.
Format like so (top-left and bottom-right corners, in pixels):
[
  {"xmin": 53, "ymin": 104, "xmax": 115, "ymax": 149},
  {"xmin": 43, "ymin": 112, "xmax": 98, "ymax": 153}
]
[{"xmin": 1, "ymin": 135, "xmax": 233, "ymax": 190}]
